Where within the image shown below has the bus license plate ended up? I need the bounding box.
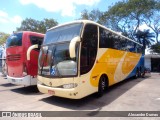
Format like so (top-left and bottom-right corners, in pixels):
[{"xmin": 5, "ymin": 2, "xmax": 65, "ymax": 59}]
[
  {"xmin": 12, "ymin": 79, "xmax": 16, "ymax": 82},
  {"xmin": 48, "ymin": 90, "xmax": 55, "ymax": 95}
]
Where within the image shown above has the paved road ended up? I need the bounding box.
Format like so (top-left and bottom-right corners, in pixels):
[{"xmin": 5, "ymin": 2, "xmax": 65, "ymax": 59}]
[{"xmin": 0, "ymin": 73, "xmax": 159, "ymax": 120}]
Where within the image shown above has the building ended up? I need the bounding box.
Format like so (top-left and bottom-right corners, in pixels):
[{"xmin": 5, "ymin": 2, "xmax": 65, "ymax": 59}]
[{"xmin": 145, "ymin": 54, "xmax": 160, "ymax": 72}]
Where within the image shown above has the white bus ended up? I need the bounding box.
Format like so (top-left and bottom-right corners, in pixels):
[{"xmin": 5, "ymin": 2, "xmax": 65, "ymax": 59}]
[{"xmin": 30, "ymin": 20, "xmax": 144, "ymax": 99}]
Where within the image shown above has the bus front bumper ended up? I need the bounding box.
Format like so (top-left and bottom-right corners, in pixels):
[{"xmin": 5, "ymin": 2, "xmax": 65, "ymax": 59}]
[
  {"xmin": 37, "ymin": 82, "xmax": 83, "ymax": 99},
  {"xmin": 7, "ymin": 75, "xmax": 37, "ymax": 86}
]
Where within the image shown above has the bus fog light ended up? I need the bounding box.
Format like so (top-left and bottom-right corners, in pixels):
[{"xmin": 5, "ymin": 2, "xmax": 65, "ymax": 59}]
[{"xmin": 63, "ymin": 83, "xmax": 77, "ymax": 89}]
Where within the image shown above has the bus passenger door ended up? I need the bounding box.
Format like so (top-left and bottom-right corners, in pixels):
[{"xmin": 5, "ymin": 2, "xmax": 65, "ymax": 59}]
[{"xmin": 80, "ymin": 24, "xmax": 98, "ymax": 75}]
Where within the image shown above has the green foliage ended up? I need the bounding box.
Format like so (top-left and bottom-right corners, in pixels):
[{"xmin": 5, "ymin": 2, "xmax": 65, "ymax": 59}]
[
  {"xmin": 17, "ymin": 18, "xmax": 58, "ymax": 33},
  {"xmin": 0, "ymin": 32, "xmax": 10, "ymax": 45},
  {"xmin": 135, "ymin": 29, "xmax": 155, "ymax": 54},
  {"xmin": 79, "ymin": 0, "xmax": 160, "ymax": 53},
  {"xmin": 79, "ymin": 0, "xmax": 160, "ymax": 42},
  {"xmin": 150, "ymin": 43, "xmax": 160, "ymax": 53},
  {"xmin": 80, "ymin": 9, "xmax": 105, "ymax": 25},
  {"xmin": 104, "ymin": 0, "xmax": 160, "ymax": 42}
]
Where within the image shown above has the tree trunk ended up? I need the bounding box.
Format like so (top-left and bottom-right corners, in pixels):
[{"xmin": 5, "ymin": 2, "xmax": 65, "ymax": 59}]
[{"xmin": 143, "ymin": 37, "xmax": 146, "ymax": 55}]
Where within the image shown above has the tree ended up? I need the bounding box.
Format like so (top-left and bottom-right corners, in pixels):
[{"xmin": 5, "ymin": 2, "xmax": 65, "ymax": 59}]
[
  {"xmin": 103, "ymin": 0, "xmax": 160, "ymax": 41},
  {"xmin": 17, "ymin": 18, "xmax": 58, "ymax": 33},
  {"xmin": 0, "ymin": 32, "xmax": 10, "ymax": 45},
  {"xmin": 135, "ymin": 29, "xmax": 155, "ymax": 54},
  {"xmin": 80, "ymin": 9, "xmax": 105, "ymax": 25},
  {"xmin": 150, "ymin": 43, "xmax": 160, "ymax": 54},
  {"xmin": 143, "ymin": 12, "xmax": 160, "ymax": 43}
]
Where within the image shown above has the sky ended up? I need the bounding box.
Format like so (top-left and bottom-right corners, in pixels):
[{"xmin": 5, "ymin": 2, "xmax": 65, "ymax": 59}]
[{"xmin": 0, "ymin": 0, "xmax": 124, "ymax": 34}]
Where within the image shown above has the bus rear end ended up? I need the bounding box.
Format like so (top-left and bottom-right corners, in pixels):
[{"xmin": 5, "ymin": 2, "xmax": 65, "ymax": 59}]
[{"xmin": 6, "ymin": 31, "xmax": 44, "ymax": 86}]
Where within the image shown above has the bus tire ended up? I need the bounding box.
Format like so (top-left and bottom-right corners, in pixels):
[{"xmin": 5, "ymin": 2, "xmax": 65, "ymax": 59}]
[{"xmin": 97, "ymin": 75, "xmax": 108, "ymax": 97}]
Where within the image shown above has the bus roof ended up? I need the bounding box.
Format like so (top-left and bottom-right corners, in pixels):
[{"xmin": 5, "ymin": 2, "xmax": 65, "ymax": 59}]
[
  {"xmin": 13, "ymin": 31, "xmax": 45, "ymax": 36},
  {"xmin": 47, "ymin": 20, "xmax": 142, "ymax": 46}
]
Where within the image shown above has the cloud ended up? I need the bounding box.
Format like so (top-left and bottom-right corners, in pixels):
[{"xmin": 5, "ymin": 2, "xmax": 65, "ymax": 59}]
[
  {"xmin": 11, "ymin": 15, "xmax": 23, "ymax": 24},
  {"xmin": 0, "ymin": 10, "xmax": 8, "ymax": 17},
  {"xmin": 0, "ymin": 17, "xmax": 8, "ymax": 23},
  {"xmin": 138, "ymin": 24, "xmax": 150, "ymax": 31},
  {"xmin": 19, "ymin": 0, "xmax": 100, "ymax": 17},
  {"xmin": 0, "ymin": 10, "xmax": 9, "ymax": 23},
  {"xmin": 0, "ymin": 10, "xmax": 22, "ymax": 24}
]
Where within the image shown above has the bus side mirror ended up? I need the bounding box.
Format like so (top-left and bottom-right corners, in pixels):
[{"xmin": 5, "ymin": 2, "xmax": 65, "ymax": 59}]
[
  {"xmin": 69, "ymin": 36, "xmax": 80, "ymax": 58},
  {"xmin": 27, "ymin": 44, "xmax": 38, "ymax": 60}
]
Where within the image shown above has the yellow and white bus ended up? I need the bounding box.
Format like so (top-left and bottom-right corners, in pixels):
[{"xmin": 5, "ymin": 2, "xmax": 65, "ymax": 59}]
[{"xmin": 33, "ymin": 20, "xmax": 144, "ymax": 99}]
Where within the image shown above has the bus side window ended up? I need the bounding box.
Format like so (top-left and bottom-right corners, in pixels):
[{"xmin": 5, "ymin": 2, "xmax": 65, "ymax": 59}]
[
  {"xmin": 119, "ymin": 38, "xmax": 127, "ymax": 51},
  {"xmin": 113, "ymin": 34, "xmax": 121, "ymax": 50},
  {"xmin": 30, "ymin": 36, "xmax": 44, "ymax": 50},
  {"xmin": 127, "ymin": 41, "xmax": 135, "ymax": 52},
  {"xmin": 99, "ymin": 28, "xmax": 107, "ymax": 48},
  {"xmin": 99, "ymin": 27, "xmax": 114, "ymax": 48}
]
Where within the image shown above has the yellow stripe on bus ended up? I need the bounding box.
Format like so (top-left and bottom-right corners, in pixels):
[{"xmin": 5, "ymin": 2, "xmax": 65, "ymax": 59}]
[{"xmin": 90, "ymin": 49, "xmax": 141, "ymax": 87}]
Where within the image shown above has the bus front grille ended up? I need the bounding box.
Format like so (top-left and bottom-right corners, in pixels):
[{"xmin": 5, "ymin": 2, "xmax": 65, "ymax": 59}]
[{"xmin": 7, "ymin": 54, "xmax": 21, "ymax": 61}]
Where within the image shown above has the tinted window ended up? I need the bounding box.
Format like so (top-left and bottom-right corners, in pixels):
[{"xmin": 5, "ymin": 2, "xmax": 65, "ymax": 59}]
[
  {"xmin": 125, "ymin": 40, "xmax": 135, "ymax": 52},
  {"xmin": 118, "ymin": 38, "xmax": 143, "ymax": 53},
  {"xmin": 80, "ymin": 24, "xmax": 98, "ymax": 75},
  {"xmin": 99, "ymin": 28, "xmax": 114, "ymax": 48},
  {"xmin": 113, "ymin": 34, "xmax": 121, "ymax": 49},
  {"xmin": 30, "ymin": 36, "xmax": 43, "ymax": 45},
  {"xmin": 99, "ymin": 28, "xmax": 121, "ymax": 49},
  {"xmin": 30, "ymin": 36, "xmax": 44, "ymax": 50},
  {"xmin": 99, "ymin": 27, "xmax": 142, "ymax": 53},
  {"xmin": 6, "ymin": 33, "xmax": 22, "ymax": 48},
  {"xmin": 136, "ymin": 44, "xmax": 143, "ymax": 53}
]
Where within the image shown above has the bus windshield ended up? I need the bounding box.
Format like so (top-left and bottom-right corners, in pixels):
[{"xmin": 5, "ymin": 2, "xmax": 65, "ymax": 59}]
[
  {"xmin": 38, "ymin": 23, "xmax": 82, "ymax": 77},
  {"xmin": 6, "ymin": 33, "xmax": 22, "ymax": 48},
  {"xmin": 38, "ymin": 43, "xmax": 79, "ymax": 77},
  {"xmin": 43, "ymin": 23, "xmax": 82, "ymax": 45}
]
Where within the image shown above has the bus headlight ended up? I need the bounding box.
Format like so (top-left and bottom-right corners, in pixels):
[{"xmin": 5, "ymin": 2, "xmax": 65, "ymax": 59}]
[{"xmin": 63, "ymin": 83, "xmax": 78, "ymax": 89}]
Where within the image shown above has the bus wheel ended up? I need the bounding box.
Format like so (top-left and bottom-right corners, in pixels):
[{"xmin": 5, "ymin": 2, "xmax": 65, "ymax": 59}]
[{"xmin": 97, "ymin": 75, "xmax": 107, "ymax": 97}]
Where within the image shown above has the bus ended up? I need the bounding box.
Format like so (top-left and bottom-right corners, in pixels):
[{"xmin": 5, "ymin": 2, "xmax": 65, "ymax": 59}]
[
  {"xmin": 0, "ymin": 43, "xmax": 7, "ymax": 77},
  {"xmin": 34, "ymin": 20, "xmax": 144, "ymax": 99},
  {"xmin": 6, "ymin": 31, "xmax": 44, "ymax": 86},
  {"xmin": 0, "ymin": 46, "xmax": 3, "ymax": 73},
  {"xmin": 1, "ymin": 44, "xmax": 7, "ymax": 77}
]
